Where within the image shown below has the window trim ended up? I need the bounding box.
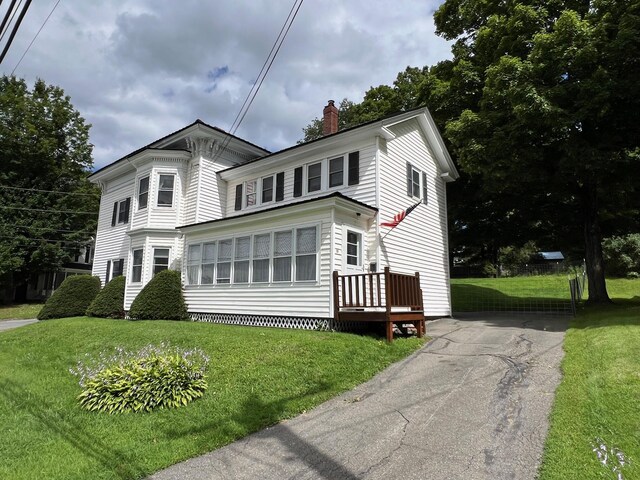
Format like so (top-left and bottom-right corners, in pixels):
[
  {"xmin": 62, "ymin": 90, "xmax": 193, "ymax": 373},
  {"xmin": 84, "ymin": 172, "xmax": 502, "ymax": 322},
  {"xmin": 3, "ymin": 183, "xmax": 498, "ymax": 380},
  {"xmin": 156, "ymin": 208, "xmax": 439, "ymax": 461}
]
[
  {"xmin": 406, "ymin": 162, "xmax": 423, "ymax": 200},
  {"xmin": 343, "ymin": 227, "xmax": 365, "ymax": 272},
  {"xmin": 328, "ymin": 156, "xmax": 345, "ymax": 189},
  {"xmin": 306, "ymin": 161, "xmax": 323, "ymax": 194},
  {"xmin": 157, "ymin": 174, "xmax": 175, "ymax": 208},
  {"xmin": 137, "ymin": 175, "xmax": 150, "ymax": 210},
  {"xmin": 261, "ymin": 175, "xmax": 274, "ymax": 204},
  {"xmin": 107, "ymin": 258, "xmax": 124, "ymax": 282},
  {"xmin": 152, "ymin": 247, "xmax": 171, "ymax": 276},
  {"xmin": 131, "ymin": 249, "xmax": 144, "ymax": 283},
  {"xmin": 244, "ymin": 179, "xmax": 258, "ymax": 208}
]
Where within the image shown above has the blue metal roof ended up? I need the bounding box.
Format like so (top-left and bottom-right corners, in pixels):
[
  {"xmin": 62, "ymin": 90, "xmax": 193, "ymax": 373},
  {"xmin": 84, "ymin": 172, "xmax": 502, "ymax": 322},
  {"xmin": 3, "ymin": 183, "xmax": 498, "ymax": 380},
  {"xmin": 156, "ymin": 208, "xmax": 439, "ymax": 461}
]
[{"xmin": 539, "ymin": 251, "xmax": 565, "ymax": 260}]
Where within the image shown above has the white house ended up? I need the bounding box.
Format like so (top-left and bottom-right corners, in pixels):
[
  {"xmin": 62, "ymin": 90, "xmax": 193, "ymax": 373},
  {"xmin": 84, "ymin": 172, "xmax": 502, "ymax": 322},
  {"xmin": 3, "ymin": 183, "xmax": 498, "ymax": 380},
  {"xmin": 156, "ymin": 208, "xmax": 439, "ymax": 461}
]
[{"xmin": 89, "ymin": 102, "xmax": 459, "ymax": 332}]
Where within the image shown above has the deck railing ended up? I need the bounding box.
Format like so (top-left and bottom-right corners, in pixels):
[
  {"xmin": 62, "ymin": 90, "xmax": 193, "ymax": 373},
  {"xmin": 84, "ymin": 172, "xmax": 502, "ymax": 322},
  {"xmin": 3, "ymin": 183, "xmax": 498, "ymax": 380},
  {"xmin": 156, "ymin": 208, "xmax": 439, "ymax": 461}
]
[{"xmin": 332, "ymin": 267, "xmax": 424, "ymax": 341}]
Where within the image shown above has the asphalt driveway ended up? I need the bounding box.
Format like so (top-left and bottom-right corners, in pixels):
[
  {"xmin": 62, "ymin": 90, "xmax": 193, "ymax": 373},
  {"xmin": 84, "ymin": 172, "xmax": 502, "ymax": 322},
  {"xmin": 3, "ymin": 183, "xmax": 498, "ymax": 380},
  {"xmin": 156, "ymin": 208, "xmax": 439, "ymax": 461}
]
[{"xmin": 151, "ymin": 313, "xmax": 568, "ymax": 480}]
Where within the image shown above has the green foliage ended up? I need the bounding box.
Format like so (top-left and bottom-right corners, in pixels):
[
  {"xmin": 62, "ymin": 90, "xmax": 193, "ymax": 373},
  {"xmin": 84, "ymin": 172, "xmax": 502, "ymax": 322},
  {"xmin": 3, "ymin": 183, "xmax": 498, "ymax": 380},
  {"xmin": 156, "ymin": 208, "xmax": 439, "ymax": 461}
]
[
  {"xmin": 37, "ymin": 275, "xmax": 101, "ymax": 320},
  {"xmin": 86, "ymin": 276, "xmax": 126, "ymax": 318},
  {"xmin": 498, "ymin": 241, "xmax": 539, "ymax": 275},
  {"xmin": 70, "ymin": 343, "xmax": 209, "ymax": 414},
  {"xmin": 0, "ymin": 76, "xmax": 99, "ymax": 299},
  {"xmin": 602, "ymin": 234, "xmax": 640, "ymax": 278},
  {"xmin": 128, "ymin": 270, "xmax": 189, "ymax": 321}
]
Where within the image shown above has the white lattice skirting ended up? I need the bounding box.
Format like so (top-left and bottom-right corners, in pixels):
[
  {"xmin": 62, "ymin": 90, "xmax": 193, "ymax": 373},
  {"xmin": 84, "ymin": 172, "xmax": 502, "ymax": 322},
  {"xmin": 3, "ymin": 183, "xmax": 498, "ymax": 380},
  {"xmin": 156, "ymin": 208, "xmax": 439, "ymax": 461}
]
[{"xmin": 190, "ymin": 312, "xmax": 370, "ymax": 333}]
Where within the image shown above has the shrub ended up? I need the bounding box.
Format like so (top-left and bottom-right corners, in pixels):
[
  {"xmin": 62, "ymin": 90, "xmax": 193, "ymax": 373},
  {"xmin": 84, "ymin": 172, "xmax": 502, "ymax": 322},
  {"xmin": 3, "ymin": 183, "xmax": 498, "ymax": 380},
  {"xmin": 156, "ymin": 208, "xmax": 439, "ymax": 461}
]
[
  {"xmin": 86, "ymin": 276, "xmax": 126, "ymax": 318},
  {"xmin": 38, "ymin": 275, "xmax": 101, "ymax": 320},
  {"xmin": 128, "ymin": 269, "xmax": 189, "ymax": 320},
  {"xmin": 602, "ymin": 234, "xmax": 640, "ymax": 278},
  {"xmin": 70, "ymin": 343, "xmax": 209, "ymax": 413}
]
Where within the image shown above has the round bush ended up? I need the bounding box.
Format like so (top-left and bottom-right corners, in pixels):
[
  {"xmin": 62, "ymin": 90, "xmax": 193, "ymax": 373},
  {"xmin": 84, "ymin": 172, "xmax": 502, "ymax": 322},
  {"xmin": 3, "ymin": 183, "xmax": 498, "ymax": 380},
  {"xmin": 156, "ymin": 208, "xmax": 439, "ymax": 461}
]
[
  {"xmin": 86, "ymin": 275, "xmax": 126, "ymax": 318},
  {"xmin": 38, "ymin": 275, "xmax": 102, "ymax": 320},
  {"xmin": 70, "ymin": 344, "xmax": 209, "ymax": 413},
  {"xmin": 128, "ymin": 269, "xmax": 189, "ymax": 321}
]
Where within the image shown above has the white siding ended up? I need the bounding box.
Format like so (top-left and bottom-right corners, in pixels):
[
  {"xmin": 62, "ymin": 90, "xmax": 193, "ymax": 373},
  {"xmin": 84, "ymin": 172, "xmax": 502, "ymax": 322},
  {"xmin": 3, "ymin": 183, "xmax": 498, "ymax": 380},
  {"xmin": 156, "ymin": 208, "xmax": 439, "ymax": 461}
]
[
  {"xmin": 194, "ymin": 157, "xmax": 227, "ymax": 223},
  {"xmin": 379, "ymin": 119, "xmax": 452, "ymax": 316},
  {"xmin": 224, "ymin": 139, "xmax": 378, "ymax": 218},
  {"xmin": 183, "ymin": 162, "xmax": 199, "ymax": 226},
  {"xmin": 147, "ymin": 160, "xmax": 188, "ymax": 229},
  {"xmin": 183, "ymin": 209, "xmax": 333, "ymax": 318},
  {"xmin": 92, "ymin": 173, "xmax": 135, "ymax": 285}
]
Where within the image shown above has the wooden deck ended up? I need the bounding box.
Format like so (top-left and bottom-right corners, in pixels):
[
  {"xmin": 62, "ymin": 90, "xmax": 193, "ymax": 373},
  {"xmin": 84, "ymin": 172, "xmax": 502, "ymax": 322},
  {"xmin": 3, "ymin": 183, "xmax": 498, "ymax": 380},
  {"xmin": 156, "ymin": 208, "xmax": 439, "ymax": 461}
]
[{"xmin": 332, "ymin": 267, "xmax": 425, "ymax": 342}]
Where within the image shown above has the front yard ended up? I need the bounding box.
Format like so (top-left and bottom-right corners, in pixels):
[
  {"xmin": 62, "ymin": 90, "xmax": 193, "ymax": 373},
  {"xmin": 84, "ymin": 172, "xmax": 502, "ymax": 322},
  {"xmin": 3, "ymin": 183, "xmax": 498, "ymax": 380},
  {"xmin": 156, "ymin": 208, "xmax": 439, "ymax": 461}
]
[
  {"xmin": 0, "ymin": 302, "xmax": 43, "ymax": 320},
  {"xmin": 539, "ymin": 278, "xmax": 640, "ymax": 479},
  {"xmin": 0, "ymin": 318, "xmax": 424, "ymax": 479}
]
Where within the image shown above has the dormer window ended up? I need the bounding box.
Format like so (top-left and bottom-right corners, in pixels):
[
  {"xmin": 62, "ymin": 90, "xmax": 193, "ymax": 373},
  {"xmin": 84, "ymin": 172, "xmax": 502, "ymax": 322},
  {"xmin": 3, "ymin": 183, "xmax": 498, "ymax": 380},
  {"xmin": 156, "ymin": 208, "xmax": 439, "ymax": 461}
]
[{"xmin": 157, "ymin": 174, "xmax": 175, "ymax": 207}]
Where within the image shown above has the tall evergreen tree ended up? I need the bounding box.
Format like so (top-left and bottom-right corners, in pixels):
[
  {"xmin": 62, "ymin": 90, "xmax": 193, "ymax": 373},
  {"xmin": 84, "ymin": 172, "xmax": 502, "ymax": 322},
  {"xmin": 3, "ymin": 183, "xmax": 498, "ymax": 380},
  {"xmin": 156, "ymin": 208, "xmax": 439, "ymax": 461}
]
[{"xmin": 0, "ymin": 76, "xmax": 99, "ymax": 303}]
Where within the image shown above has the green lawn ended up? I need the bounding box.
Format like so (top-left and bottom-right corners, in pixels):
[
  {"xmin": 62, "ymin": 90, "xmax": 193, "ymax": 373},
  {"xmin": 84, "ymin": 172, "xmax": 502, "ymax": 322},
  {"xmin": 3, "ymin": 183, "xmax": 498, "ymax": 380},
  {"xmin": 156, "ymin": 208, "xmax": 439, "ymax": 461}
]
[
  {"xmin": 451, "ymin": 275, "xmax": 573, "ymax": 312},
  {"xmin": 539, "ymin": 278, "xmax": 640, "ymax": 480},
  {"xmin": 0, "ymin": 303, "xmax": 43, "ymax": 320},
  {"xmin": 0, "ymin": 318, "xmax": 424, "ymax": 480}
]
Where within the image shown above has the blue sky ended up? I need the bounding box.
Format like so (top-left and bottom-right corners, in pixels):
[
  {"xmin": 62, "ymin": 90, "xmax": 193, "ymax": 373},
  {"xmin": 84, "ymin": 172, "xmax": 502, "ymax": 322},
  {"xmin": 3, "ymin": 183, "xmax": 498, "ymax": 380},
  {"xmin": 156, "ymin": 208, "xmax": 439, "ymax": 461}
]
[{"xmin": 0, "ymin": 1, "xmax": 451, "ymax": 170}]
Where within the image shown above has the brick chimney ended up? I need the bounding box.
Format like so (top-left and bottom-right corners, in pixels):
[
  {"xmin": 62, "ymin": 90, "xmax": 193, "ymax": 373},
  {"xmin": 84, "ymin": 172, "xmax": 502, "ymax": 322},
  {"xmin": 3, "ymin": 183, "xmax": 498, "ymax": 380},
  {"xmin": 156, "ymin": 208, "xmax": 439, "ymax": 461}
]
[{"xmin": 323, "ymin": 100, "xmax": 338, "ymax": 136}]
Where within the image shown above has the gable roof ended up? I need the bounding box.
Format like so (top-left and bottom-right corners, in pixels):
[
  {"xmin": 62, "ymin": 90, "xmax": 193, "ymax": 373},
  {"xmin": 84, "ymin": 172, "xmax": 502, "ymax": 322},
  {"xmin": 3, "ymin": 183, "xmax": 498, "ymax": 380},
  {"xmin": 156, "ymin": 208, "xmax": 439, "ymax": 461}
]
[{"xmin": 88, "ymin": 119, "xmax": 270, "ymax": 180}]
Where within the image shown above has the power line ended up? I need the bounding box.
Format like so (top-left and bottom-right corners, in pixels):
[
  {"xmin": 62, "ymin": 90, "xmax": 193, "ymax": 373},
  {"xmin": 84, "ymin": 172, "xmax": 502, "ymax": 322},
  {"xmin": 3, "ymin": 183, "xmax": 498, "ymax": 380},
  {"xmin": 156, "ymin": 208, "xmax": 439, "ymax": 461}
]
[
  {"xmin": 0, "ymin": 0, "xmax": 20, "ymax": 43},
  {"xmin": 0, "ymin": 224, "xmax": 95, "ymax": 235},
  {"xmin": 11, "ymin": 0, "xmax": 62, "ymax": 74},
  {"xmin": 0, "ymin": 205, "xmax": 97, "ymax": 215},
  {"xmin": 0, "ymin": 184, "xmax": 97, "ymax": 197},
  {"xmin": 0, "ymin": 234, "xmax": 89, "ymax": 245},
  {"xmin": 0, "ymin": 0, "xmax": 32, "ymax": 65},
  {"xmin": 212, "ymin": 0, "xmax": 304, "ymax": 162}
]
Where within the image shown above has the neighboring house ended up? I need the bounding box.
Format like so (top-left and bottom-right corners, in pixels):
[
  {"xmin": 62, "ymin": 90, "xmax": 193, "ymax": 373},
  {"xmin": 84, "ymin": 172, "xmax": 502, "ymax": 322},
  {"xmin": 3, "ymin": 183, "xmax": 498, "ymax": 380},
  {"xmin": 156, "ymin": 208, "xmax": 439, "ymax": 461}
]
[{"xmin": 89, "ymin": 102, "xmax": 459, "ymax": 327}]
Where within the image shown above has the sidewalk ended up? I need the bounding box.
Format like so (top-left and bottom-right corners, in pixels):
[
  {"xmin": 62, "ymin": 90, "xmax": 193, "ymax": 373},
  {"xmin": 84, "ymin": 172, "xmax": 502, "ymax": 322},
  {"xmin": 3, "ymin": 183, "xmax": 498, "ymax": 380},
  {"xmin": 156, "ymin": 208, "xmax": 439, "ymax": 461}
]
[
  {"xmin": 0, "ymin": 319, "xmax": 37, "ymax": 332},
  {"xmin": 150, "ymin": 313, "xmax": 567, "ymax": 480}
]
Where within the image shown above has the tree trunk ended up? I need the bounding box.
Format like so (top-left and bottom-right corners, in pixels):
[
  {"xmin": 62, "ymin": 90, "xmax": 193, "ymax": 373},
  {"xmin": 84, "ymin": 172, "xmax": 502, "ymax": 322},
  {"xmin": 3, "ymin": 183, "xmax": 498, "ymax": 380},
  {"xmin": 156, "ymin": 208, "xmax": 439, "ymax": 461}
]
[{"xmin": 581, "ymin": 184, "xmax": 611, "ymax": 304}]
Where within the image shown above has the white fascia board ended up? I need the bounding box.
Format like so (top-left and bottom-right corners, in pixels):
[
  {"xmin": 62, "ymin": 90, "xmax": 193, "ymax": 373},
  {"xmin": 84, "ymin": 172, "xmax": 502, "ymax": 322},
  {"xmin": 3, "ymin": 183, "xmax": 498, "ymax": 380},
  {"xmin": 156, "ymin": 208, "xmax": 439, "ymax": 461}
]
[
  {"xmin": 127, "ymin": 228, "xmax": 181, "ymax": 238},
  {"xmin": 219, "ymin": 125, "xmax": 383, "ymax": 181},
  {"xmin": 90, "ymin": 150, "xmax": 191, "ymax": 185},
  {"xmin": 415, "ymin": 110, "xmax": 460, "ymax": 180}
]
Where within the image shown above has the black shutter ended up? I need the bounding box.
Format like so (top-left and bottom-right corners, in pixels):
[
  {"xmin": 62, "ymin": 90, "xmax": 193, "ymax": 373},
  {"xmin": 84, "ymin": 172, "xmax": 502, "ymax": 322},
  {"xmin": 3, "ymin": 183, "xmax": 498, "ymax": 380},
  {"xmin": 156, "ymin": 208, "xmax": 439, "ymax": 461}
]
[
  {"xmin": 406, "ymin": 163, "xmax": 413, "ymax": 197},
  {"xmin": 293, "ymin": 167, "xmax": 303, "ymax": 197},
  {"xmin": 422, "ymin": 172, "xmax": 428, "ymax": 205},
  {"xmin": 105, "ymin": 261, "xmax": 111, "ymax": 282},
  {"xmin": 118, "ymin": 259, "xmax": 124, "ymax": 277},
  {"xmin": 348, "ymin": 151, "xmax": 360, "ymax": 185},
  {"xmin": 234, "ymin": 184, "xmax": 243, "ymax": 211},
  {"xmin": 111, "ymin": 202, "xmax": 118, "ymax": 226},
  {"xmin": 124, "ymin": 198, "xmax": 131, "ymax": 223},
  {"xmin": 275, "ymin": 172, "xmax": 285, "ymax": 201}
]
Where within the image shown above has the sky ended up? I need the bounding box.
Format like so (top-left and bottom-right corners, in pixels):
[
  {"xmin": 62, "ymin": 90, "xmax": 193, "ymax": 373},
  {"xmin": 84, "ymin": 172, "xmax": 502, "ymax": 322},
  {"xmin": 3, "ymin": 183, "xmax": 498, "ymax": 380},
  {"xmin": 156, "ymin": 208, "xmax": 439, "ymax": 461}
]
[{"xmin": 0, "ymin": 1, "xmax": 452, "ymax": 171}]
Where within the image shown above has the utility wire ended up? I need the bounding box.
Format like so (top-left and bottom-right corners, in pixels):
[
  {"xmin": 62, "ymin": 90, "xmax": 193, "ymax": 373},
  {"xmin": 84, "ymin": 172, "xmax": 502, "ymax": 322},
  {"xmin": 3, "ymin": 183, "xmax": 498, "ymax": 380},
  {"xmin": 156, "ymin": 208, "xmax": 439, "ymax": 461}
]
[
  {"xmin": 0, "ymin": 224, "xmax": 95, "ymax": 235},
  {"xmin": 0, "ymin": 0, "xmax": 32, "ymax": 65},
  {"xmin": 0, "ymin": 234, "xmax": 89, "ymax": 245},
  {"xmin": 0, "ymin": 0, "xmax": 19, "ymax": 42},
  {"xmin": 212, "ymin": 0, "xmax": 304, "ymax": 163},
  {"xmin": 11, "ymin": 0, "xmax": 61, "ymax": 74},
  {"xmin": 0, "ymin": 205, "xmax": 97, "ymax": 215},
  {"xmin": 0, "ymin": 184, "xmax": 97, "ymax": 197}
]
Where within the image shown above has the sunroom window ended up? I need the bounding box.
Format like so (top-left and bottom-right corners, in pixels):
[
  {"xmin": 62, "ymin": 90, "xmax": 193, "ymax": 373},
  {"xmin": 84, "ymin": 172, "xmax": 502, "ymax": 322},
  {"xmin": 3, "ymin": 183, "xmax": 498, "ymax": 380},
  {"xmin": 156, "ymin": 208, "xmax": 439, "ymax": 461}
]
[
  {"xmin": 233, "ymin": 236, "xmax": 250, "ymax": 283},
  {"xmin": 273, "ymin": 231, "xmax": 292, "ymax": 282},
  {"xmin": 295, "ymin": 227, "xmax": 317, "ymax": 281},
  {"xmin": 252, "ymin": 234, "xmax": 270, "ymax": 283},
  {"xmin": 216, "ymin": 239, "xmax": 232, "ymax": 284}
]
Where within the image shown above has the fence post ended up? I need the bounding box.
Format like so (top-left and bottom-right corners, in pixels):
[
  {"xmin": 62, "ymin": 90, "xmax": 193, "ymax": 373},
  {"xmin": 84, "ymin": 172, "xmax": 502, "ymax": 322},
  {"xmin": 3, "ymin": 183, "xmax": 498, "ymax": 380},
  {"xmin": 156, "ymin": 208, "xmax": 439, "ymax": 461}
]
[{"xmin": 384, "ymin": 267, "xmax": 393, "ymax": 342}]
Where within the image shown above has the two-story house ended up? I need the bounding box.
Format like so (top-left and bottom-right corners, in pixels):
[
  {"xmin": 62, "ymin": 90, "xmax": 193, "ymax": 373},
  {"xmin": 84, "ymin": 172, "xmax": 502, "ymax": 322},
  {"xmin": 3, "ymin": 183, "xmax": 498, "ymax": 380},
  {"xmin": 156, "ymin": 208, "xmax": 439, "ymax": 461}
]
[{"xmin": 89, "ymin": 102, "xmax": 459, "ymax": 329}]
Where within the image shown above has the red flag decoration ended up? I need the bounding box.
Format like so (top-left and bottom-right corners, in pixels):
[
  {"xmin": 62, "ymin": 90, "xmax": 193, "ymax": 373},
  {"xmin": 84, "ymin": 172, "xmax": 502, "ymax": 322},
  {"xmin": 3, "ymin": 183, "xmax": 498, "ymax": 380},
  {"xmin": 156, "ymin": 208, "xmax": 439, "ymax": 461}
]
[{"xmin": 380, "ymin": 201, "xmax": 421, "ymax": 228}]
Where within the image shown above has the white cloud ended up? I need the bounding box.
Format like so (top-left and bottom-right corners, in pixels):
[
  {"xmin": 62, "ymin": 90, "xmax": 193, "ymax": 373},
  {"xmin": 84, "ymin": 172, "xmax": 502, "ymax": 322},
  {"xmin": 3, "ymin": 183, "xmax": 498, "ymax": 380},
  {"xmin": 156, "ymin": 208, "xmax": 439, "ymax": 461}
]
[{"xmin": 1, "ymin": 0, "xmax": 451, "ymax": 170}]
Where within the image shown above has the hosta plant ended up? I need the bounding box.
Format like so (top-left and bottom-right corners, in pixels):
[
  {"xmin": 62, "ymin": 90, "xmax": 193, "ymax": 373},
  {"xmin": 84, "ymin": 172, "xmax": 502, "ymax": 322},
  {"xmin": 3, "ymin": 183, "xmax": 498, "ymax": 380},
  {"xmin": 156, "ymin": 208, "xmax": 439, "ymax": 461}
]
[{"xmin": 70, "ymin": 343, "xmax": 209, "ymax": 413}]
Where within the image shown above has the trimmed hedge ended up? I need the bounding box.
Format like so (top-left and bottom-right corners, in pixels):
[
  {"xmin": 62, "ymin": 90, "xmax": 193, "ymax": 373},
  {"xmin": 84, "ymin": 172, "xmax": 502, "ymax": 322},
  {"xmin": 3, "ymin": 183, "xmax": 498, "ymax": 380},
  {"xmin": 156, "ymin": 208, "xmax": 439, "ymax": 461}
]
[
  {"xmin": 86, "ymin": 276, "xmax": 126, "ymax": 318},
  {"xmin": 38, "ymin": 275, "xmax": 102, "ymax": 320},
  {"xmin": 128, "ymin": 270, "xmax": 189, "ymax": 321}
]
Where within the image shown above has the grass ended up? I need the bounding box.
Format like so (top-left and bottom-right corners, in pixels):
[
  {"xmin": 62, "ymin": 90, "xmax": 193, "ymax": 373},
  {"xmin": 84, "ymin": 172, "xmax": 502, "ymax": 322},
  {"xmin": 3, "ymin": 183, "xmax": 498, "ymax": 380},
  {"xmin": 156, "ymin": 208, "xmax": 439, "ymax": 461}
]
[
  {"xmin": 539, "ymin": 278, "xmax": 640, "ymax": 480},
  {"xmin": 451, "ymin": 275, "xmax": 573, "ymax": 312},
  {"xmin": 0, "ymin": 303, "xmax": 43, "ymax": 320},
  {"xmin": 0, "ymin": 318, "xmax": 424, "ymax": 480}
]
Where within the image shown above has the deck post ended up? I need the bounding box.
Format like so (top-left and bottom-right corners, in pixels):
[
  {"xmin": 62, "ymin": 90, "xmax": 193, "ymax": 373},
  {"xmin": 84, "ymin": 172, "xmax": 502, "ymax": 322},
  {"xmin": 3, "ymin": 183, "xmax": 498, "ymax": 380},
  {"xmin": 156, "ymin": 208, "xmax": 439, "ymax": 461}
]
[
  {"xmin": 332, "ymin": 271, "xmax": 340, "ymax": 322},
  {"xmin": 384, "ymin": 266, "xmax": 393, "ymax": 342},
  {"xmin": 415, "ymin": 271, "xmax": 424, "ymax": 337}
]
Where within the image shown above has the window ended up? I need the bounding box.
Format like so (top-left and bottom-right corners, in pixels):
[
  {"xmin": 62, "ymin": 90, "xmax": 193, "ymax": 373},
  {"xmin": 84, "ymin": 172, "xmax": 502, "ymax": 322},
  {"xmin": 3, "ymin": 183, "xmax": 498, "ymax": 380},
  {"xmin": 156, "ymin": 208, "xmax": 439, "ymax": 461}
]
[
  {"xmin": 406, "ymin": 163, "xmax": 421, "ymax": 199},
  {"xmin": 422, "ymin": 172, "xmax": 428, "ymax": 205},
  {"xmin": 346, "ymin": 231, "xmax": 361, "ymax": 267},
  {"xmin": 329, "ymin": 156, "xmax": 344, "ymax": 188},
  {"xmin": 307, "ymin": 162, "xmax": 322, "ymax": 193},
  {"xmin": 157, "ymin": 174, "xmax": 175, "ymax": 207},
  {"xmin": 131, "ymin": 249, "xmax": 143, "ymax": 282},
  {"xmin": 234, "ymin": 236, "xmax": 250, "ymax": 283},
  {"xmin": 245, "ymin": 180, "xmax": 257, "ymax": 207},
  {"xmin": 261, "ymin": 176, "xmax": 274, "ymax": 203},
  {"xmin": 186, "ymin": 244, "xmax": 201, "ymax": 285},
  {"xmin": 138, "ymin": 176, "xmax": 149, "ymax": 210},
  {"xmin": 201, "ymin": 242, "xmax": 215, "ymax": 284},
  {"xmin": 216, "ymin": 239, "xmax": 232, "ymax": 284},
  {"xmin": 273, "ymin": 231, "xmax": 292, "ymax": 282},
  {"xmin": 111, "ymin": 198, "xmax": 130, "ymax": 226},
  {"xmin": 153, "ymin": 248, "xmax": 170, "ymax": 276},
  {"xmin": 252, "ymin": 234, "xmax": 270, "ymax": 283},
  {"xmin": 295, "ymin": 227, "xmax": 317, "ymax": 281},
  {"xmin": 234, "ymin": 184, "xmax": 243, "ymax": 211},
  {"xmin": 106, "ymin": 258, "xmax": 124, "ymax": 282}
]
